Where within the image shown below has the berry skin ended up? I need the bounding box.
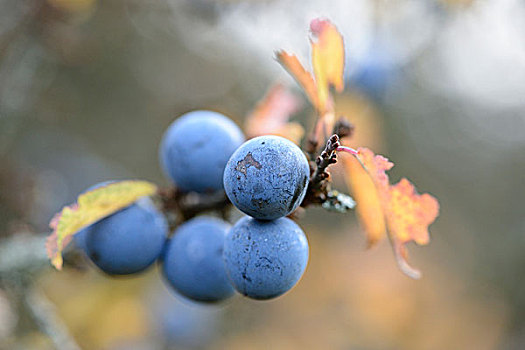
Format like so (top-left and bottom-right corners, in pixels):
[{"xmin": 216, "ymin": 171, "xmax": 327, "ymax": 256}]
[
  {"xmin": 74, "ymin": 228, "xmax": 88, "ymax": 252},
  {"xmin": 162, "ymin": 216, "xmax": 235, "ymax": 303},
  {"xmin": 223, "ymin": 135, "xmax": 310, "ymax": 220},
  {"xmin": 159, "ymin": 110, "xmax": 244, "ymax": 193},
  {"xmin": 223, "ymin": 216, "xmax": 309, "ymax": 300},
  {"xmin": 83, "ymin": 197, "xmax": 168, "ymax": 275}
]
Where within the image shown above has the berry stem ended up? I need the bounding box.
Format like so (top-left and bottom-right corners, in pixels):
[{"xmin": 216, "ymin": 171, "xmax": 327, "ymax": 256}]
[
  {"xmin": 157, "ymin": 188, "xmax": 231, "ymax": 231},
  {"xmin": 336, "ymin": 145, "xmax": 359, "ymax": 156}
]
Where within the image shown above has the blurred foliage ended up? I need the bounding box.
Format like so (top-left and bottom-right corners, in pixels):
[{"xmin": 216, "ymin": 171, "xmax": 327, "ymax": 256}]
[{"xmin": 1, "ymin": 0, "xmax": 524, "ymax": 349}]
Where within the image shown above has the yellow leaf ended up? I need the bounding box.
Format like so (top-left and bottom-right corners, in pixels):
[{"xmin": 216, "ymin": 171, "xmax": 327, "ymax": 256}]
[
  {"xmin": 310, "ymin": 18, "xmax": 345, "ymax": 114},
  {"xmin": 277, "ymin": 19, "xmax": 345, "ymax": 142},
  {"xmin": 46, "ymin": 180, "xmax": 158, "ymax": 270},
  {"xmin": 341, "ymin": 155, "xmax": 386, "ymax": 247}
]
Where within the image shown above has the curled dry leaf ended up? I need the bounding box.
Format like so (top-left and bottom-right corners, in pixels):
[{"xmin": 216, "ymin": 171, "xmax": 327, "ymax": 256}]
[
  {"xmin": 244, "ymin": 84, "xmax": 305, "ymax": 145},
  {"xmin": 46, "ymin": 180, "xmax": 157, "ymax": 270}
]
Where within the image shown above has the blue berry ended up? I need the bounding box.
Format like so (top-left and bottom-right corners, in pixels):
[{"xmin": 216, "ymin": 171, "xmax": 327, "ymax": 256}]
[
  {"xmin": 74, "ymin": 228, "xmax": 88, "ymax": 252},
  {"xmin": 162, "ymin": 216, "xmax": 235, "ymax": 302},
  {"xmin": 223, "ymin": 216, "xmax": 309, "ymax": 300},
  {"xmin": 83, "ymin": 197, "xmax": 168, "ymax": 275},
  {"xmin": 223, "ymin": 135, "xmax": 310, "ymax": 220},
  {"xmin": 159, "ymin": 110, "xmax": 244, "ymax": 193}
]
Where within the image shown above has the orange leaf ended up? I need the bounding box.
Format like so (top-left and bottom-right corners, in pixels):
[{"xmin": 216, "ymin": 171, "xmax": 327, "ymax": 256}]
[
  {"xmin": 387, "ymin": 178, "xmax": 439, "ymax": 279},
  {"xmin": 310, "ymin": 18, "xmax": 345, "ymax": 114},
  {"xmin": 276, "ymin": 51, "xmax": 319, "ymax": 110},
  {"xmin": 387, "ymin": 178, "xmax": 439, "ymax": 246},
  {"xmin": 244, "ymin": 84, "xmax": 305, "ymax": 145},
  {"xmin": 346, "ymin": 147, "xmax": 439, "ymax": 279},
  {"xmin": 355, "ymin": 147, "xmax": 392, "ymax": 194},
  {"xmin": 341, "ymin": 155, "xmax": 386, "ymax": 247}
]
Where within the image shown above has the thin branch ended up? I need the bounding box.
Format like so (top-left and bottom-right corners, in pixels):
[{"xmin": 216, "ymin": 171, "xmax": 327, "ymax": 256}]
[
  {"xmin": 24, "ymin": 288, "xmax": 81, "ymax": 350},
  {"xmin": 311, "ymin": 134, "xmax": 340, "ymax": 187},
  {"xmin": 0, "ymin": 233, "xmax": 48, "ymax": 274},
  {"xmin": 158, "ymin": 188, "xmax": 232, "ymax": 230},
  {"xmin": 301, "ymin": 134, "xmax": 340, "ymax": 207},
  {"xmin": 0, "ymin": 233, "xmax": 82, "ymax": 350}
]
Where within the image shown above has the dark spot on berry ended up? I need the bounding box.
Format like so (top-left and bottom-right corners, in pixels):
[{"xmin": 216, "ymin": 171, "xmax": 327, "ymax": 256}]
[
  {"xmin": 235, "ymin": 152, "xmax": 262, "ymax": 176},
  {"xmin": 241, "ymin": 272, "xmax": 252, "ymax": 282},
  {"xmin": 251, "ymin": 198, "xmax": 270, "ymax": 209}
]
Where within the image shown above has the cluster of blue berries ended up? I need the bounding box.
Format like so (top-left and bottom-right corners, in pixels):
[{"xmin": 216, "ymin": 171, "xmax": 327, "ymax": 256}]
[
  {"xmin": 76, "ymin": 110, "xmax": 310, "ymax": 302},
  {"xmin": 222, "ymin": 135, "xmax": 310, "ymax": 299}
]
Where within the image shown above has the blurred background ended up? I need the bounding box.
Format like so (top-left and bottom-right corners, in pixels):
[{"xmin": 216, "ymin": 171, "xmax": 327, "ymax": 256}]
[{"xmin": 0, "ymin": 0, "xmax": 524, "ymax": 349}]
